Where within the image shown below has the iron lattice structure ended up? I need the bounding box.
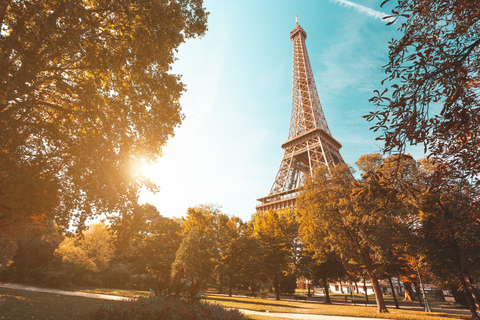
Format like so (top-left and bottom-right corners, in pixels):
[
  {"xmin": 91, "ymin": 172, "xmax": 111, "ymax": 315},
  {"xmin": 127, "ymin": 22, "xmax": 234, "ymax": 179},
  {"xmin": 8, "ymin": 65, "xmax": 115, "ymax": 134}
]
[{"xmin": 256, "ymin": 19, "xmax": 345, "ymax": 212}]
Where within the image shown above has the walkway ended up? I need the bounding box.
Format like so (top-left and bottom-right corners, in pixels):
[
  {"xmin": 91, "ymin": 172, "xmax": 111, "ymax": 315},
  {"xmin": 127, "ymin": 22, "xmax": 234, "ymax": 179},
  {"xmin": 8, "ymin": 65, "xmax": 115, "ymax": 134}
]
[{"xmin": 1, "ymin": 282, "xmax": 462, "ymax": 320}]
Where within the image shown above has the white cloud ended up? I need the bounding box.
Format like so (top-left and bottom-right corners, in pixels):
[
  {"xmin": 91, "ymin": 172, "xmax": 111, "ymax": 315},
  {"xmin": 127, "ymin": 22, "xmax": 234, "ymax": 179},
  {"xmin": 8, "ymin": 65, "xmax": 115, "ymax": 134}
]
[{"xmin": 331, "ymin": 0, "xmax": 394, "ymax": 23}]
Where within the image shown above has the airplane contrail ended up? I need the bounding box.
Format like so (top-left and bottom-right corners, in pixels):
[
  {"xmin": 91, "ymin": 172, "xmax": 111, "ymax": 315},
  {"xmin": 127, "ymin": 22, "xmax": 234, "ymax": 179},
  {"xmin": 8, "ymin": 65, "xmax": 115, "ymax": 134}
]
[{"xmin": 331, "ymin": 0, "xmax": 394, "ymax": 23}]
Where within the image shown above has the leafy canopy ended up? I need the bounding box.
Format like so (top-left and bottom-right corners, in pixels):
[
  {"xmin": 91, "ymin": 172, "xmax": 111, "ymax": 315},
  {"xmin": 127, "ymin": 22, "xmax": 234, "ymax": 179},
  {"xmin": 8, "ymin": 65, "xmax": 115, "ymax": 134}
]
[
  {"xmin": 366, "ymin": 0, "xmax": 480, "ymax": 180},
  {"xmin": 0, "ymin": 0, "xmax": 208, "ymax": 231}
]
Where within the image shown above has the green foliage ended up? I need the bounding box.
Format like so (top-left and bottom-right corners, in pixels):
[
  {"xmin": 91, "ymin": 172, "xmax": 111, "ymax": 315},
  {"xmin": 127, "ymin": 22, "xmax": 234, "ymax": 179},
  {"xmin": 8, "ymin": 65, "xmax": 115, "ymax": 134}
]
[
  {"xmin": 0, "ymin": 0, "xmax": 208, "ymax": 232},
  {"xmin": 91, "ymin": 294, "xmax": 246, "ymax": 320}
]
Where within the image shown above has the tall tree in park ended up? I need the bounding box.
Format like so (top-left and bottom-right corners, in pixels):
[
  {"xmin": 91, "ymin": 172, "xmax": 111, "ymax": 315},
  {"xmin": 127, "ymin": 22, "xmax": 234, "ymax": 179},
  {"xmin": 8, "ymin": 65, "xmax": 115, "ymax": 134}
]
[
  {"xmin": 0, "ymin": 0, "xmax": 208, "ymax": 232},
  {"xmin": 251, "ymin": 209, "xmax": 298, "ymax": 300},
  {"xmin": 417, "ymin": 159, "xmax": 480, "ymax": 317},
  {"xmin": 297, "ymin": 249, "xmax": 347, "ymax": 304},
  {"xmin": 366, "ymin": 0, "xmax": 480, "ymax": 181},
  {"xmin": 55, "ymin": 222, "xmax": 115, "ymax": 273},
  {"xmin": 297, "ymin": 154, "xmax": 418, "ymax": 313},
  {"xmin": 171, "ymin": 204, "xmax": 244, "ymax": 286},
  {"xmin": 110, "ymin": 203, "xmax": 182, "ymax": 276}
]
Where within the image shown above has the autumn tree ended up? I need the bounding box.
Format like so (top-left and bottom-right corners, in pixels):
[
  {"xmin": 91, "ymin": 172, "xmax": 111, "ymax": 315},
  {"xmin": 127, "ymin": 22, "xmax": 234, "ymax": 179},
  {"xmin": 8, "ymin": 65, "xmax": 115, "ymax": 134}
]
[
  {"xmin": 417, "ymin": 159, "xmax": 480, "ymax": 318},
  {"xmin": 366, "ymin": 0, "xmax": 480, "ymax": 181},
  {"xmin": 55, "ymin": 222, "xmax": 115, "ymax": 273},
  {"xmin": 0, "ymin": 0, "xmax": 208, "ymax": 232},
  {"xmin": 110, "ymin": 203, "xmax": 182, "ymax": 276},
  {"xmin": 171, "ymin": 204, "xmax": 244, "ymax": 287},
  {"xmin": 251, "ymin": 209, "xmax": 298, "ymax": 300},
  {"xmin": 297, "ymin": 154, "xmax": 418, "ymax": 313},
  {"xmin": 297, "ymin": 249, "xmax": 347, "ymax": 304}
]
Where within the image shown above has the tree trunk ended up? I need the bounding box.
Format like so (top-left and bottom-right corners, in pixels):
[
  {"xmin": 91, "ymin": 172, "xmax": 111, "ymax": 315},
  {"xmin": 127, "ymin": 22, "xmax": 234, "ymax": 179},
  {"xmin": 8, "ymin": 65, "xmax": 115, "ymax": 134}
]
[
  {"xmin": 219, "ymin": 273, "xmax": 223, "ymax": 294},
  {"xmin": 363, "ymin": 277, "xmax": 369, "ymax": 303},
  {"xmin": 274, "ymin": 274, "xmax": 280, "ymax": 300},
  {"xmin": 307, "ymin": 282, "xmax": 311, "ymax": 297},
  {"xmin": 450, "ymin": 241, "xmax": 479, "ymax": 318},
  {"xmin": 388, "ymin": 274, "xmax": 399, "ymax": 309},
  {"xmin": 466, "ymin": 276, "xmax": 480, "ymax": 312},
  {"xmin": 396, "ymin": 277, "xmax": 404, "ymax": 297},
  {"xmin": 355, "ymin": 281, "xmax": 359, "ymax": 294},
  {"xmin": 403, "ymin": 281, "xmax": 415, "ymax": 301},
  {"xmin": 458, "ymin": 273, "xmax": 479, "ymax": 318},
  {"xmin": 413, "ymin": 281, "xmax": 424, "ymax": 307},
  {"xmin": 340, "ymin": 281, "xmax": 344, "ymax": 293},
  {"xmin": 363, "ymin": 252, "xmax": 388, "ymax": 313},
  {"xmin": 228, "ymin": 271, "xmax": 233, "ymax": 297},
  {"xmin": 251, "ymin": 278, "xmax": 255, "ymax": 295},
  {"xmin": 323, "ymin": 277, "xmax": 331, "ymax": 304}
]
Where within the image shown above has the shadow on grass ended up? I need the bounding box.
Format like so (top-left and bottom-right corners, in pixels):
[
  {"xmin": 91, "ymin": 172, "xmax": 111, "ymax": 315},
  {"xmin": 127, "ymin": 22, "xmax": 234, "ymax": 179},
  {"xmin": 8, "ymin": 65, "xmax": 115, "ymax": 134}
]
[{"xmin": 203, "ymin": 295, "xmax": 316, "ymax": 310}]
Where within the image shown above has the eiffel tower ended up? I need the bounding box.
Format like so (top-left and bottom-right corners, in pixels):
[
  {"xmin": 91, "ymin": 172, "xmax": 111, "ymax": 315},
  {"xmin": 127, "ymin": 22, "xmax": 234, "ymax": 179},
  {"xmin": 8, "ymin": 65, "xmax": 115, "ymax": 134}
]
[{"xmin": 256, "ymin": 17, "xmax": 345, "ymax": 212}]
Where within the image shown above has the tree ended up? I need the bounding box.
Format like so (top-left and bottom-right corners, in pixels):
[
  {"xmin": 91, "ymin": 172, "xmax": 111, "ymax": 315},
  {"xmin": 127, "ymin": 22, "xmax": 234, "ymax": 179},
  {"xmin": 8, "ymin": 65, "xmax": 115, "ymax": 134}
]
[
  {"xmin": 110, "ymin": 203, "xmax": 183, "ymax": 276},
  {"xmin": 366, "ymin": 0, "xmax": 480, "ymax": 182},
  {"xmin": 297, "ymin": 155, "xmax": 418, "ymax": 313},
  {"xmin": 0, "ymin": 0, "xmax": 208, "ymax": 232},
  {"xmin": 55, "ymin": 222, "xmax": 115, "ymax": 273},
  {"xmin": 297, "ymin": 249, "xmax": 347, "ymax": 304},
  {"xmin": 171, "ymin": 230, "xmax": 207, "ymax": 281},
  {"xmin": 251, "ymin": 209, "xmax": 298, "ymax": 300},
  {"xmin": 171, "ymin": 204, "xmax": 241, "ymax": 285},
  {"xmin": 417, "ymin": 159, "xmax": 480, "ymax": 318}
]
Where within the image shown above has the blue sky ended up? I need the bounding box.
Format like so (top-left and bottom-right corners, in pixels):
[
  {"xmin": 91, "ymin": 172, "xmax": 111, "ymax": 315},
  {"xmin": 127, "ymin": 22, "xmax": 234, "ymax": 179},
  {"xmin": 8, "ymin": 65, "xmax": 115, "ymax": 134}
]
[{"xmin": 139, "ymin": 0, "xmax": 423, "ymax": 221}]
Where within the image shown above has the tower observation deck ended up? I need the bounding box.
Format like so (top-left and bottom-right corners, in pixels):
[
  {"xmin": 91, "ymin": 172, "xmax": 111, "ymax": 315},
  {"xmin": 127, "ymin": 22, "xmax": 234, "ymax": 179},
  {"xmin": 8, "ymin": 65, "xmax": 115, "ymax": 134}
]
[{"xmin": 256, "ymin": 18, "xmax": 345, "ymax": 212}]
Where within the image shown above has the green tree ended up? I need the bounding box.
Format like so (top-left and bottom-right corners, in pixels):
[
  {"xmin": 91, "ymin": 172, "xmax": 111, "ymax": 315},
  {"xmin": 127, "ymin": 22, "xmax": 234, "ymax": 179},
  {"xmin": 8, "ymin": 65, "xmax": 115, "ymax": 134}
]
[
  {"xmin": 0, "ymin": 0, "xmax": 208, "ymax": 232},
  {"xmin": 251, "ymin": 209, "xmax": 298, "ymax": 300},
  {"xmin": 297, "ymin": 154, "xmax": 418, "ymax": 313},
  {"xmin": 366, "ymin": 0, "xmax": 480, "ymax": 181}
]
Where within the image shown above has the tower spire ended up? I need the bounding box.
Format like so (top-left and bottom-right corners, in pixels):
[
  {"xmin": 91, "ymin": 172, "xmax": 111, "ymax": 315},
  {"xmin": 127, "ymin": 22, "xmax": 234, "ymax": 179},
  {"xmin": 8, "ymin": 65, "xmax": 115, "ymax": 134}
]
[{"xmin": 256, "ymin": 21, "xmax": 345, "ymax": 212}]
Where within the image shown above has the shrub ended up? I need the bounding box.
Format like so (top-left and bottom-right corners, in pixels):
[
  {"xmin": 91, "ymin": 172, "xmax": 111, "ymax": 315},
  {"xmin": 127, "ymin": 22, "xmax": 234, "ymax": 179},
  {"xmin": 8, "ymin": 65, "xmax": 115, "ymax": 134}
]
[
  {"xmin": 155, "ymin": 268, "xmax": 202, "ymax": 300},
  {"xmin": 101, "ymin": 263, "xmax": 131, "ymax": 289},
  {"xmin": 127, "ymin": 273, "xmax": 157, "ymax": 290},
  {"xmin": 90, "ymin": 295, "xmax": 246, "ymax": 320}
]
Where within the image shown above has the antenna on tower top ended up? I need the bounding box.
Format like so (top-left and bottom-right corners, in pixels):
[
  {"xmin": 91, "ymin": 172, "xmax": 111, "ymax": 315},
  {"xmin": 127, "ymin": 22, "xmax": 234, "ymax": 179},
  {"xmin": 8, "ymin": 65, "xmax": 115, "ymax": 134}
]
[{"xmin": 295, "ymin": 15, "xmax": 298, "ymax": 26}]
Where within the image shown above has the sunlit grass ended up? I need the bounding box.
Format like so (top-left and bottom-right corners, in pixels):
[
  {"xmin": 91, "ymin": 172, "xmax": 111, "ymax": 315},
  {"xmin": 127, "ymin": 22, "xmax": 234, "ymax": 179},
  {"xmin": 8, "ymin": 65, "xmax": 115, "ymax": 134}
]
[
  {"xmin": 0, "ymin": 286, "xmax": 470, "ymax": 320},
  {"xmin": 76, "ymin": 287, "xmax": 153, "ymax": 298},
  {"xmin": 203, "ymin": 294, "xmax": 469, "ymax": 320},
  {"xmin": 0, "ymin": 287, "xmax": 116, "ymax": 319}
]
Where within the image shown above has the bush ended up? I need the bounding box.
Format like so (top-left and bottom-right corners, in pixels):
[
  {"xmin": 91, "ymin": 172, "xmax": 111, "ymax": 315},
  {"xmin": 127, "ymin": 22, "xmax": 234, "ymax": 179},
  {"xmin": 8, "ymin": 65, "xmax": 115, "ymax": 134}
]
[
  {"xmin": 90, "ymin": 295, "xmax": 246, "ymax": 320},
  {"xmin": 127, "ymin": 273, "xmax": 157, "ymax": 290},
  {"xmin": 102, "ymin": 263, "xmax": 131, "ymax": 289}
]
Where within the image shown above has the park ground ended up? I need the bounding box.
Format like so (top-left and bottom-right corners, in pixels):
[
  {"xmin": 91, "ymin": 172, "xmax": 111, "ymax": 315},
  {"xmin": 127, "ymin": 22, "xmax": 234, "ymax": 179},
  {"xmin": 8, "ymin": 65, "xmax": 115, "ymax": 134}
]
[{"xmin": 0, "ymin": 282, "xmax": 473, "ymax": 320}]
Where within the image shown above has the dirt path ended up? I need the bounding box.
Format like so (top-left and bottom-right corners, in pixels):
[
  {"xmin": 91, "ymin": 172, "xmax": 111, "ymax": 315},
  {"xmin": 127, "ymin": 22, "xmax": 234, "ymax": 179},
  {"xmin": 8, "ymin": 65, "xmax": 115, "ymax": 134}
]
[{"xmin": 0, "ymin": 282, "xmax": 131, "ymax": 301}]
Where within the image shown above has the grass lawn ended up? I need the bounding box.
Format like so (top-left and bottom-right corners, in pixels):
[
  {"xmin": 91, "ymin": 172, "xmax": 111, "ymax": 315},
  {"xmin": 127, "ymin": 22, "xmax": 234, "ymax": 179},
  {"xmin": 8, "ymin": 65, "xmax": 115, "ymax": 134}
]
[
  {"xmin": 68, "ymin": 286, "xmax": 153, "ymax": 299},
  {"xmin": 0, "ymin": 284, "xmax": 471, "ymax": 320},
  {"xmin": 202, "ymin": 294, "xmax": 470, "ymax": 320},
  {"xmin": 0, "ymin": 287, "xmax": 117, "ymax": 319}
]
